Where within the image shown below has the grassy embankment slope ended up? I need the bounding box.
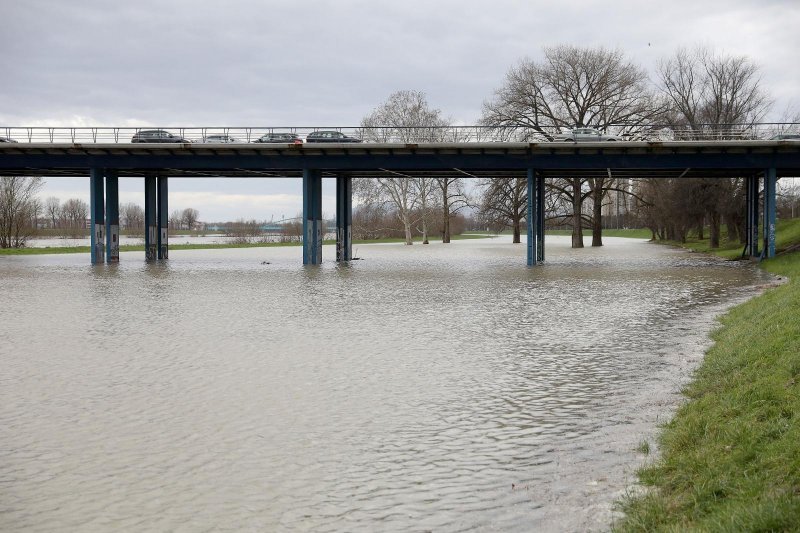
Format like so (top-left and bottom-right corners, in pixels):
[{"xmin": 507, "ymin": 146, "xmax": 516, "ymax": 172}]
[
  {"xmin": 616, "ymin": 218, "xmax": 800, "ymax": 532},
  {"xmin": 0, "ymin": 233, "xmax": 490, "ymax": 255}
]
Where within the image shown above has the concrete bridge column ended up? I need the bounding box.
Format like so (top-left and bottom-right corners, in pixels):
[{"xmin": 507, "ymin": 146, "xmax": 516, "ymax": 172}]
[
  {"xmin": 144, "ymin": 175, "xmax": 158, "ymax": 261},
  {"xmin": 763, "ymin": 168, "xmax": 777, "ymax": 259},
  {"xmin": 105, "ymin": 170, "xmax": 119, "ymax": 263},
  {"xmin": 745, "ymin": 175, "xmax": 759, "ymax": 258},
  {"xmin": 89, "ymin": 168, "xmax": 105, "ymax": 264},
  {"xmin": 157, "ymin": 176, "xmax": 168, "ymax": 260},
  {"xmin": 303, "ymin": 169, "xmax": 323, "ymax": 265},
  {"xmin": 537, "ymin": 172, "xmax": 545, "ymax": 262},
  {"xmin": 336, "ymin": 175, "xmax": 352, "ymax": 262},
  {"xmin": 527, "ymin": 168, "xmax": 540, "ymax": 266}
]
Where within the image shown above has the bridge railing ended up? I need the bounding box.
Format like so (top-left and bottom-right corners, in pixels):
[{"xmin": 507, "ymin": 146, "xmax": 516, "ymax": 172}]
[{"xmin": 1, "ymin": 124, "xmax": 799, "ymax": 144}]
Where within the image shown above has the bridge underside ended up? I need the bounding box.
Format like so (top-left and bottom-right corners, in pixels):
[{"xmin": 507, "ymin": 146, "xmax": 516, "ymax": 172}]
[{"xmin": 1, "ymin": 141, "xmax": 798, "ymax": 265}]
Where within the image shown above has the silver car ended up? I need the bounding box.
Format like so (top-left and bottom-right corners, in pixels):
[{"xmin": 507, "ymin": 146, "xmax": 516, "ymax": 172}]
[
  {"xmin": 553, "ymin": 128, "xmax": 622, "ymax": 142},
  {"xmin": 199, "ymin": 134, "xmax": 241, "ymax": 143}
]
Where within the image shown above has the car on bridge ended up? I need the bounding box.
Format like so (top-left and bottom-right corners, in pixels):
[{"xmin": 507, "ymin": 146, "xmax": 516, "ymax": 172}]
[
  {"xmin": 131, "ymin": 129, "xmax": 192, "ymax": 143},
  {"xmin": 552, "ymin": 128, "xmax": 622, "ymax": 142},
  {"xmin": 306, "ymin": 130, "xmax": 362, "ymax": 143},
  {"xmin": 199, "ymin": 134, "xmax": 241, "ymax": 143},
  {"xmin": 253, "ymin": 133, "xmax": 303, "ymax": 144},
  {"xmin": 0, "ymin": 136, "xmax": 18, "ymax": 143}
]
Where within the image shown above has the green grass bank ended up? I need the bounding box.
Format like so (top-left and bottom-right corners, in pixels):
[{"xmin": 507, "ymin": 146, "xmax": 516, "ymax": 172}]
[{"xmin": 615, "ymin": 219, "xmax": 800, "ymax": 531}]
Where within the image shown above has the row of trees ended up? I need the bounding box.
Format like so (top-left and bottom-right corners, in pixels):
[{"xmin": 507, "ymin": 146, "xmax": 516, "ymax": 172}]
[
  {"xmin": 353, "ymin": 45, "xmax": 780, "ymax": 248},
  {"xmin": 0, "ymin": 184, "xmax": 203, "ymax": 248},
  {"xmin": 476, "ymin": 45, "xmax": 780, "ymax": 248}
]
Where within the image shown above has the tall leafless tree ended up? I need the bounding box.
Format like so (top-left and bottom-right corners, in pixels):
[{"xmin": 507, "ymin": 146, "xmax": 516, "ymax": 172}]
[
  {"xmin": 45, "ymin": 196, "xmax": 60, "ymax": 229},
  {"xmin": 658, "ymin": 46, "xmax": 772, "ymax": 247},
  {"xmin": 182, "ymin": 208, "xmax": 199, "ymax": 230},
  {"xmin": 61, "ymin": 198, "xmax": 88, "ymax": 230},
  {"xmin": 436, "ymin": 177, "xmax": 469, "ymax": 243},
  {"xmin": 0, "ymin": 176, "xmax": 43, "ymax": 248},
  {"xmin": 121, "ymin": 202, "xmax": 144, "ymax": 230},
  {"xmin": 360, "ymin": 90, "xmax": 451, "ymax": 244},
  {"xmin": 658, "ymin": 46, "xmax": 772, "ymax": 138},
  {"xmin": 482, "ymin": 46, "xmax": 662, "ymax": 247},
  {"xmin": 478, "ymin": 177, "xmax": 528, "ymax": 243}
]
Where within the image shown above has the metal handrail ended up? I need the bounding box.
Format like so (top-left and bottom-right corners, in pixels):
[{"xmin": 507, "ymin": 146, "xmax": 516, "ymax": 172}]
[{"xmin": 1, "ymin": 123, "xmax": 799, "ymax": 144}]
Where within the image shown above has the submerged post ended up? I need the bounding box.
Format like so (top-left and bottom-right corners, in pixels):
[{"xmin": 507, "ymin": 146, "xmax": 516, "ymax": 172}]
[
  {"xmin": 89, "ymin": 168, "xmax": 105, "ymax": 264},
  {"xmin": 336, "ymin": 175, "xmax": 352, "ymax": 261},
  {"xmin": 105, "ymin": 170, "xmax": 119, "ymax": 263},
  {"xmin": 526, "ymin": 168, "xmax": 538, "ymax": 266},
  {"xmin": 763, "ymin": 168, "xmax": 777, "ymax": 259},
  {"xmin": 303, "ymin": 169, "xmax": 323, "ymax": 265},
  {"xmin": 157, "ymin": 176, "xmax": 168, "ymax": 260},
  {"xmin": 144, "ymin": 175, "xmax": 157, "ymax": 261}
]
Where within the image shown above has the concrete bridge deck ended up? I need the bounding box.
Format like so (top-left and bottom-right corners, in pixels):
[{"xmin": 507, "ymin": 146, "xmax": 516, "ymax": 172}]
[{"xmin": 1, "ymin": 140, "xmax": 799, "ymax": 179}]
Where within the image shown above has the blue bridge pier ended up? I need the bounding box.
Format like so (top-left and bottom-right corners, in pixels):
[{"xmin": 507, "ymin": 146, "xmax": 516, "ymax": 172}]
[{"xmin": 744, "ymin": 168, "xmax": 779, "ymax": 260}]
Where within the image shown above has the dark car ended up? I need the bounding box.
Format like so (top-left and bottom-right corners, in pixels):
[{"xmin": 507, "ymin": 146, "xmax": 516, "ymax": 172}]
[
  {"xmin": 770, "ymin": 133, "xmax": 800, "ymax": 141},
  {"xmin": 253, "ymin": 132, "xmax": 303, "ymax": 144},
  {"xmin": 0, "ymin": 136, "xmax": 18, "ymax": 143},
  {"xmin": 305, "ymin": 130, "xmax": 362, "ymax": 143},
  {"xmin": 131, "ymin": 129, "xmax": 191, "ymax": 143}
]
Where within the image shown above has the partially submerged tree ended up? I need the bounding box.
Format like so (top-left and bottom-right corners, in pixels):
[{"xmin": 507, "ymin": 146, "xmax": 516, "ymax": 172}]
[
  {"xmin": 482, "ymin": 46, "xmax": 661, "ymax": 246},
  {"xmin": 360, "ymin": 90, "xmax": 451, "ymax": 244},
  {"xmin": 478, "ymin": 177, "xmax": 528, "ymax": 243}
]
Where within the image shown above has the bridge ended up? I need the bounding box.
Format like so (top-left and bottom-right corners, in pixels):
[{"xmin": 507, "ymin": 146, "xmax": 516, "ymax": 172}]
[{"xmin": 1, "ymin": 125, "xmax": 799, "ymax": 266}]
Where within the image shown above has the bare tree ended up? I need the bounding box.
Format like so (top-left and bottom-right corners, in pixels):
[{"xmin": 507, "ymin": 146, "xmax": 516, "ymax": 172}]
[
  {"xmin": 482, "ymin": 46, "xmax": 661, "ymax": 247},
  {"xmin": 182, "ymin": 208, "xmax": 199, "ymax": 230},
  {"xmin": 415, "ymin": 177, "xmax": 437, "ymax": 244},
  {"xmin": 121, "ymin": 202, "xmax": 144, "ymax": 230},
  {"xmin": 45, "ymin": 196, "xmax": 60, "ymax": 229},
  {"xmin": 0, "ymin": 177, "xmax": 43, "ymax": 248},
  {"xmin": 436, "ymin": 177, "xmax": 469, "ymax": 243},
  {"xmin": 169, "ymin": 209, "xmax": 183, "ymax": 230},
  {"xmin": 478, "ymin": 177, "xmax": 528, "ymax": 243},
  {"xmin": 360, "ymin": 90, "xmax": 451, "ymax": 244},
  {"xmin": 658, "ymin": 47, "xmax": 772, "ymax": 247},
  {"xmin": 658, "ymin": 46, "xmax": 772, "ymax": 138},
  {"xmin": 61, "ymin": 198, "xmax": 88, "ymax": 230}
]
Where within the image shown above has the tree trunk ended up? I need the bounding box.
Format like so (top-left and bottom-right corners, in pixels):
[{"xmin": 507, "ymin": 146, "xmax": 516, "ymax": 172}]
[
  {"xmin": 697, "ymin": 221, "xmax": 704, "ymax": 240},
  {"xmin": 422, "ymin": 217, "xmax": 429, "ymax": 244},
  {"xmin": 512, "ymin": 218, "xmax": 521, "ymax": 244},
  {"xmin": 591, "ymin": 194, "xmax": 603, "ymax": 247},
  {"xmin": 403, "ymin": 214, "xmax": 413, "ymax": 245},
  {"xmin": 709, "ymin": 210, "xmax": 720, "ymax": 248},
  {"xmin": 442, "ymin": 201, "xmax": 451, "ymax": 243},
  {"xmin": 571, "ymin": 180, "xmax": 584, "ymax": 248}
]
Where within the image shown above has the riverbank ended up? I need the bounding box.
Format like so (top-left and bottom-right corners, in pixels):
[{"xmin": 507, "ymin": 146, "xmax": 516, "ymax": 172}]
[
  {"xmin": 0, "ymin": 233, "xmax": 491, "ymax": 255},
  {"xmin": 615, "ymin": 219, "xmax": 800, "ymax": 531}
]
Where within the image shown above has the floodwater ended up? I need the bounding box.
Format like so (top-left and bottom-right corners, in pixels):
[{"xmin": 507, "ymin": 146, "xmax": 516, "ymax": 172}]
[
  {"xmin": 27, "ymin": 234, "xmax": 293, "ymax": 248},
  {"xmin": 0, "ymin": 236, "xmax": 774, "ymax": 532}
]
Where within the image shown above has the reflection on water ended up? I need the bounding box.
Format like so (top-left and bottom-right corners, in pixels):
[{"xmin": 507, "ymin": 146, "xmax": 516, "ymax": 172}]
[{"xmin": 0, "ymin": 237, "xmax": 772, "ymax": 531}]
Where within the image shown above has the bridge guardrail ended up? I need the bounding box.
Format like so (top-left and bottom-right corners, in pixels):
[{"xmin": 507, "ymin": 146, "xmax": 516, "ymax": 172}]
[{"xmin": 1, "ymin": 124, "xmax": 799, "ymax": 144}]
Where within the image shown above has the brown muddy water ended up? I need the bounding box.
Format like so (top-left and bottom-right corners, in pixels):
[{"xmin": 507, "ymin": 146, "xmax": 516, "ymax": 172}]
[{"xmin": 0, "ymin": 236, "xmax": 773, "ymax": 532}]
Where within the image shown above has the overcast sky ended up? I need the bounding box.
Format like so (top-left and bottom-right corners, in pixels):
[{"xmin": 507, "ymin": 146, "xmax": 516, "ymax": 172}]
[{"xmin": 1, "ymin": 0, "xmax": 798, "ymax": 221}]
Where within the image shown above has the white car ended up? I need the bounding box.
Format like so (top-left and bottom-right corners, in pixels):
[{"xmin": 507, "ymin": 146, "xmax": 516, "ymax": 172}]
[
  {"xmin": 199, "ymin": 135, "xmax": 241, "ymax": 143},
  {"xmin": 552, "ymin": 128, "xmax": 622, "ymax": 142}
]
